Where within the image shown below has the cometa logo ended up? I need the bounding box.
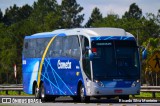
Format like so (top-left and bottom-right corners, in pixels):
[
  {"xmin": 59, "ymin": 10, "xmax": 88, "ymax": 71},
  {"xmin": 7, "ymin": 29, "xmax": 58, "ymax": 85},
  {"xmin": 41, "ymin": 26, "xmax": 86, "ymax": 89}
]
[{"xmin": 57, "ymin": 60, "xmax": 71, "ymax": 69}]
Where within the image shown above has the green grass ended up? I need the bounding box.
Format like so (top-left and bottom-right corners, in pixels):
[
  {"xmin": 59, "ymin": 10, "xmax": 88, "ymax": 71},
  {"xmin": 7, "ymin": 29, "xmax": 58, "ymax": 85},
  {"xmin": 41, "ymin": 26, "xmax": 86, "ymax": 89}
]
[
  {"xmin": 1, "ymin": 91, "xmax": 160, "ymax": 99},
  {"xmin": 135, "ymin": 92, "xmax": 153, "ymax": 97},
  {"xmin": 130, "ymin": 92, "xmax": 160, "ymax": 99},
  {"xmin": 0, "ymin": 91, "xmax": 30, "ymax": 96},
  {"xmin": 156, "ymin": 93, "xmax": 160, "ymax": 97}
]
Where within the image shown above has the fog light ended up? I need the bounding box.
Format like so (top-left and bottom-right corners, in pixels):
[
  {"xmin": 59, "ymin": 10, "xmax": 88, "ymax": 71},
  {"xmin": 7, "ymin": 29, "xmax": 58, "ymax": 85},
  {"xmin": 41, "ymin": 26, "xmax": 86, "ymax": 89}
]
[
  {"xmin": 131, "ymin": 82, "xmax": 136, "ymax": 87},
  {"xmin": 131, "ymin": 79, "xmax": 140, "ymax": 87}
]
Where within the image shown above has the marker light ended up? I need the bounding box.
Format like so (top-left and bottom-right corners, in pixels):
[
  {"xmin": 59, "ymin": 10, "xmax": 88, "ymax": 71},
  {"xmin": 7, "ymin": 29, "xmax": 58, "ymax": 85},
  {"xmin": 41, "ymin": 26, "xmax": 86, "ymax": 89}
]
[{"xmin": 92, "ymin": 48, "xmax": 97, "ymax": 53}]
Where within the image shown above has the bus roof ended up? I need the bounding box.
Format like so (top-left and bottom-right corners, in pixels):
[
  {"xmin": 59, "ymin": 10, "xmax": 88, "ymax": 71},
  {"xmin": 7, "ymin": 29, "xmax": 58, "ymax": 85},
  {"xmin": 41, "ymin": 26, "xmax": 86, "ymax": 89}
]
[{"xmin": 25, "ymin": 28, "xmax": 134, "ymax": 39}]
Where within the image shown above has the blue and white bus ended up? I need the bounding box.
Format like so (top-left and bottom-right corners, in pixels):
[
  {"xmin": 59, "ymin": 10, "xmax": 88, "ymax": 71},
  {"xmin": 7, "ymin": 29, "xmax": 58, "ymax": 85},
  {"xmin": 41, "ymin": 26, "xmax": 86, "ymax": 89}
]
[{"xmin": 22, "ymin": 28, "xmax": 140, "ymax": 102}]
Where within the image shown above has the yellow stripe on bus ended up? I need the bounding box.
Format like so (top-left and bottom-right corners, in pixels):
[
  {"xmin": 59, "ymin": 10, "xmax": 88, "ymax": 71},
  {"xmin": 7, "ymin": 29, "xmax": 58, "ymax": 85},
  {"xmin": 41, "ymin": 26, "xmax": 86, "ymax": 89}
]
[{"xmin": 37, "ymin": 35, "xmax": 57, "ymax": 88}]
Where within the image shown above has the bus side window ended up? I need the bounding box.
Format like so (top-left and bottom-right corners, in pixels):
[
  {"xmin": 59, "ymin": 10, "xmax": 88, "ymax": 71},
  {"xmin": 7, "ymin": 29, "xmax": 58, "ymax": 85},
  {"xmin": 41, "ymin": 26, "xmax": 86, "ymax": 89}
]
[
  {"xmin": 62, "ymin": 36, "xmax": 72, "ymax": 57},
  {"xmin": 48, "ymin": 36, "xmax": 62, "ymax": 58},
  {"xmin": 23, "ymin": 40, "xmax": 28, "ymax": 58},
  {"xmin": 71, "ymin": 36, "xmax": 80, "ymax": 60},
  {"xmin": 25, "ymin": 42, "xmax": 28, "ymax": 49},
  {"xmin": 55, "ymin": 37, "xmax": 63, "ymax": 57},
  {"xmin": 27, "ymin": 39, "xmax": 36, "ymax": 58},
  {"xmin": 36, "ymin": 38, "xmax": 50, "ymax": 58}
]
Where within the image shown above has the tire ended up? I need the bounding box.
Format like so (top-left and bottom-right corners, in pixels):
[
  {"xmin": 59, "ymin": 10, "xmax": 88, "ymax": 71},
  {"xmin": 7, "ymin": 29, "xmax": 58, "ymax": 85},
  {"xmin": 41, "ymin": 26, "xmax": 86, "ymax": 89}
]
[
  {"xmin": 79, "ymin": 84, "xmax": 90, "ymax": 103},
  {"xmin": 35, "ymin": 84, "xmax": 40, "ymax": 99},
  {"xmin": 40, "ymin": 83, "xmax": 46, "ymax": 102},
  {"xmin": 39, "ymin": 83, "xmax": 56, "ymax": 102},
  {"xmin": 72, "ymin": 96, "xmax": 79, "ymax": 102},
  {"xmin": 95, "ymin": 97, "xmax": 101, "ymax": 100},
  {"xmin": 119, "ymin": 95, "xmax": 129, "ymax": 100}
]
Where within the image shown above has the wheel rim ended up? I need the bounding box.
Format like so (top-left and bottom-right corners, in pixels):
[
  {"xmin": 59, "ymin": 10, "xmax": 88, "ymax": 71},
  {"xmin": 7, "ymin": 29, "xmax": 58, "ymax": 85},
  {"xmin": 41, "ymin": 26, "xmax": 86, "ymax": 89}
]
[
  {"xmin": 35, "ymin": 85, "xmax": 39, "ymax": 98},
  {"xmin": 41, "ymin": 85, "xmax": 45, "ymax": 98},
  {"xmin": 80, "ymin": 85, "xmax": 85, "ymax": 101}
]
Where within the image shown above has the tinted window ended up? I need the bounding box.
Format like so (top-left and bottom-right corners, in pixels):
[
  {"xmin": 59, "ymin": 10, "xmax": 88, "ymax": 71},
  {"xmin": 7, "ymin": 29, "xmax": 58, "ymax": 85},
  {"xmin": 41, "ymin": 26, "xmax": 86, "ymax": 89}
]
[
  {"xmin": 47, "ymin": 36, "xmax": 63, "ymax": 58},
  {"xmin": 71, "ymin": 36, "xmax": 80, "ymax": 59},
  {"xmin": 36, "ymin": 38, "xmax": 50, "ymax": 58},
  {"xmin": 23, "ymin": 38, "xmax": 50, "ymax": 58},
  {"xmin": 92, "ymin": 40, "xmax": 140, "ymax": 80},
  {"xmin": 61, "ymin": 35, "xmax": 80, "ymax": 60},
  {"xmin": 62, "ymin": 36, "xmax": 73, "ymax": 57},
  {"xmin": 24, "ymin": 39, "xmax": 36, "ymax": 58},
  {"xmin": 23, "ymin": 35, "xmax": 81, "ymax": 60}
]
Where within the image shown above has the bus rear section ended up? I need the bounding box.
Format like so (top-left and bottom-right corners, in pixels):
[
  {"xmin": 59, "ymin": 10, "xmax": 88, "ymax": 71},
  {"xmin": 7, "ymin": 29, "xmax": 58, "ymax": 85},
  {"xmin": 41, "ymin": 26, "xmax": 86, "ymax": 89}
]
[{"xmin": 83, "ymin": 38, "xmax": 140, "ymax": 99}]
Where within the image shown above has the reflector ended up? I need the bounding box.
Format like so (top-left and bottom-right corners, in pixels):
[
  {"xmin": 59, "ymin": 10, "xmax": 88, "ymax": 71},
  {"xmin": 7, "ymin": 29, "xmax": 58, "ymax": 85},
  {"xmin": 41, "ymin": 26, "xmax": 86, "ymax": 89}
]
[{"xmin": 92, "ymin": 48, "xmax": 97, "ymax": 53}]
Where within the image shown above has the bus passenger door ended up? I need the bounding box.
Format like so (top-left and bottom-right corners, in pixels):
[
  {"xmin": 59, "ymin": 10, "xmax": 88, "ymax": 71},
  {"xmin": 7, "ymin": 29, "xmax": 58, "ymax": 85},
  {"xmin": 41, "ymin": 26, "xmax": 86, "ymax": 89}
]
[{"xmin": 81, "ymin": 36, "xmax": 91, "ymax": 80}]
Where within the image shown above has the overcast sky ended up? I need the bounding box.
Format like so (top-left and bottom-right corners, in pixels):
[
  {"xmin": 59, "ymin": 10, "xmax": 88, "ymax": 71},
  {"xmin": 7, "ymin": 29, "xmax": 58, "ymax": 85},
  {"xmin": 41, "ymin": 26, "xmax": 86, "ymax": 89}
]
[{"xmin": 0, "ymin": 0, "xmax": 160, "ymax": 24}]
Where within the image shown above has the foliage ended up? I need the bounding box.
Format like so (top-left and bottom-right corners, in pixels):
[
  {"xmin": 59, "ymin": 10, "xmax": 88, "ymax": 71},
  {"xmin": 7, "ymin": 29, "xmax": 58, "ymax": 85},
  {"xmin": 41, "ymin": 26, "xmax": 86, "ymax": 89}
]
[
  {"xmin": 60, "ymin": 0, "xmax": 84, "ymax": 28},
  {"xmin": 0, "ymin": 9, "xmax": 3, "ymax": 22},
  {"xmin": 123, "ymin": 3, "xmax": 142, "ymax": 20},
  {"xmin": 31, "ymin": 0, "xmax": 59, "ymax": 31},
  {"xmin": 85, "ymin": 7, "xmax": 102, "ymax": 27},
  {"xmin": 0, "ymin": 1, "xmax": 159, "ymax": 85}
]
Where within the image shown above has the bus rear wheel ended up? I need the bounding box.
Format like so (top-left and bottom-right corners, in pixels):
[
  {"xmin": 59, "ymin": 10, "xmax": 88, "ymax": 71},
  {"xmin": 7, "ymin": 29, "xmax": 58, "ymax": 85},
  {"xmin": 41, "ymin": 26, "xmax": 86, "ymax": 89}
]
[
  {"xmin": 40, "ymin": 83, "xmax": 46, "ymax": 102},
  {"xmin": 35, "ymin": 84, "xmax": 40, "ymax": 99},
  {"xmin": 39, "ymin": 83, "xmax": 56, "ymax": 102},
  {"xmin": 79, "ymin": 84, "xmax": 90, "ymax": 103}
]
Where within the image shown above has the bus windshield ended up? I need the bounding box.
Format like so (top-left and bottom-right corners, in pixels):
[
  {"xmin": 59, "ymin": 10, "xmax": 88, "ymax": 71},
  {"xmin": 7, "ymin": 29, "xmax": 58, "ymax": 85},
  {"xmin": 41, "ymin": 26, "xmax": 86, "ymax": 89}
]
[{"xmin": 91, "ymin": 40, "xmax": 140, "ymax": 80}]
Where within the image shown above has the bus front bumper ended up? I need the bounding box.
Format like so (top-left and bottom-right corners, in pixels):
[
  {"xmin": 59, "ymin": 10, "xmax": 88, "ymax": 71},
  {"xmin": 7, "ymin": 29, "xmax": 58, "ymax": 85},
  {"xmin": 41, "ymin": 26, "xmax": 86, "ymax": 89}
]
[{"xmin": 85, "ymin": 82, "xmax": 140, "ymax": 96}]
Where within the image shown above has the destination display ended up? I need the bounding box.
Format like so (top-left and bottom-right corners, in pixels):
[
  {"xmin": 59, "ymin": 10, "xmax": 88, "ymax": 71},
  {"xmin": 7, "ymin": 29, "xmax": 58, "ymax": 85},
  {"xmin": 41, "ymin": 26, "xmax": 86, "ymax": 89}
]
[
  {"xmin": 96, "ymin": 42, "xmax": 112, "ymax": 46},
  {"xmin": 92, "ymin": 41, "xmax": 113, "ymax": 47}
]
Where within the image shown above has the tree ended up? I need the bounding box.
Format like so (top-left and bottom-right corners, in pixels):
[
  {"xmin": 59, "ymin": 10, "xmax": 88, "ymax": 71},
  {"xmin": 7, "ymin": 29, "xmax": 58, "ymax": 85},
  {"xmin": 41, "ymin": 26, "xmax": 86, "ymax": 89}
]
[
  {"xmin": 18, "ymin": 4, "xmax": 33, "ymax": 20},
  {"xmin": 123, "ymin": 3, "xmax": 142, "ymax": 20},
  {"xmin": 3, "ymin": 4, "xmax": 20, "ymax": 25},
  {"xmin": 157, "ymin": 9, "xmax": 160, "ymax": 25},
  {"xmin": 31, "ymin": 0, "xmax": 59, "ymax": 31},
  {"xmin": 142, "ymin": 38, "xmax": 160, "ymax": 85},
  {"xmin": 60, "ymin": 0, "xmax": 84, "ymax": 28},
  {"xmin": 92, "ymin": 13, "xmax": 119, "ymax": 28},
  {"xmin": 43, "ymin": 12, "xmax": 62, "ymax": 31},
  {"xmin": 0, "ymin": 9, "xmax": 3, "ymax": 22},
  {"xmin": 85, "ymin": 7, "xmax": 102, "ymax": 27},
  {"xmin": 0, "ymin": 23, "xmax": 17, "ymax": 83},
  {"xmin": 143, "ymin": 13, "xmax": 160, "ymax": 38}
]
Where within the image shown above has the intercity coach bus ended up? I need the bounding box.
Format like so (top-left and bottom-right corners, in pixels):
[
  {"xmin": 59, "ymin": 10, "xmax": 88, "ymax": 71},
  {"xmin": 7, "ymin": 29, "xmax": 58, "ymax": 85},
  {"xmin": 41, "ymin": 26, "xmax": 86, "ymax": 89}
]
[{"xmin": 22, "ymin": 28, "xmax": 140, "ymax": 102}]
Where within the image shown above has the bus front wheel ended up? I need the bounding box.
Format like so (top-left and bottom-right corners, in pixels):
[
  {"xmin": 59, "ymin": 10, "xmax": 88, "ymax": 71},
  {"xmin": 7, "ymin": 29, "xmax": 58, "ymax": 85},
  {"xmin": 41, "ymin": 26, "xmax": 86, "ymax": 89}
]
[
  {"xmin": 119, "ymin": 95, "xmax": 129, "ymax": 100},
  {"xmin": 79, "ymin": 84, "xmax": 90, "ymax": 102}
]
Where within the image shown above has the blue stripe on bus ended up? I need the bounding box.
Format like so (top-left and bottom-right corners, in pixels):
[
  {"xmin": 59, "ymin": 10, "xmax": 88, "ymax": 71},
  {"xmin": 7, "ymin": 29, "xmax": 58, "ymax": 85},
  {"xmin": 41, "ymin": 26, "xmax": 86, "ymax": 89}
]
[
  {"xmin": 41, "ymin": 74, "xmax": 66, "ymax": 95},
  {"xmin": 25, "ymin": 33, "xmax": 66, "ymax": 39},
  {"xmin": 91, "ymin": 36, "xmax": 135, "ymax": 41},
  {"xmin": 44, "ymin": 58, "xmax": 74, "ymax": 95},
  {"xmin": 23, "ymin": 58, "xmax": 76, "ymax": 95}
]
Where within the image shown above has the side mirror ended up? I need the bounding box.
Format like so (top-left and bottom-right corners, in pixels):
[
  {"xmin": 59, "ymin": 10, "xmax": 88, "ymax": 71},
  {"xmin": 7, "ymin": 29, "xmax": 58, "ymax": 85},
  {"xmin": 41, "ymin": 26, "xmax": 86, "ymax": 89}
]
[
  {"xmin": 89, "ymin": 52, "xmax": 95, "ymax": 60},
  {"xmin": 142, "ymin": 49, "xmax": 147, "ymax": 60},
  {"xmin": 86, "ymin": 46, "xmax": 96, "ymax": 61}
]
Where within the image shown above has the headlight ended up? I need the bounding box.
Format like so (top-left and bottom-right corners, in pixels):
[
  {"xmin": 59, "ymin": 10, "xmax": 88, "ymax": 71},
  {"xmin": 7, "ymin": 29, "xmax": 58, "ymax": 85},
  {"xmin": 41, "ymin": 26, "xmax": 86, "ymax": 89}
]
[
  {"xmin": 94, "ymin": 80, "xmax": 104, "ymax": 87},
  {"xmin": 131, "ymin": 80, "xmax": 140, "ymax": 87}
]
